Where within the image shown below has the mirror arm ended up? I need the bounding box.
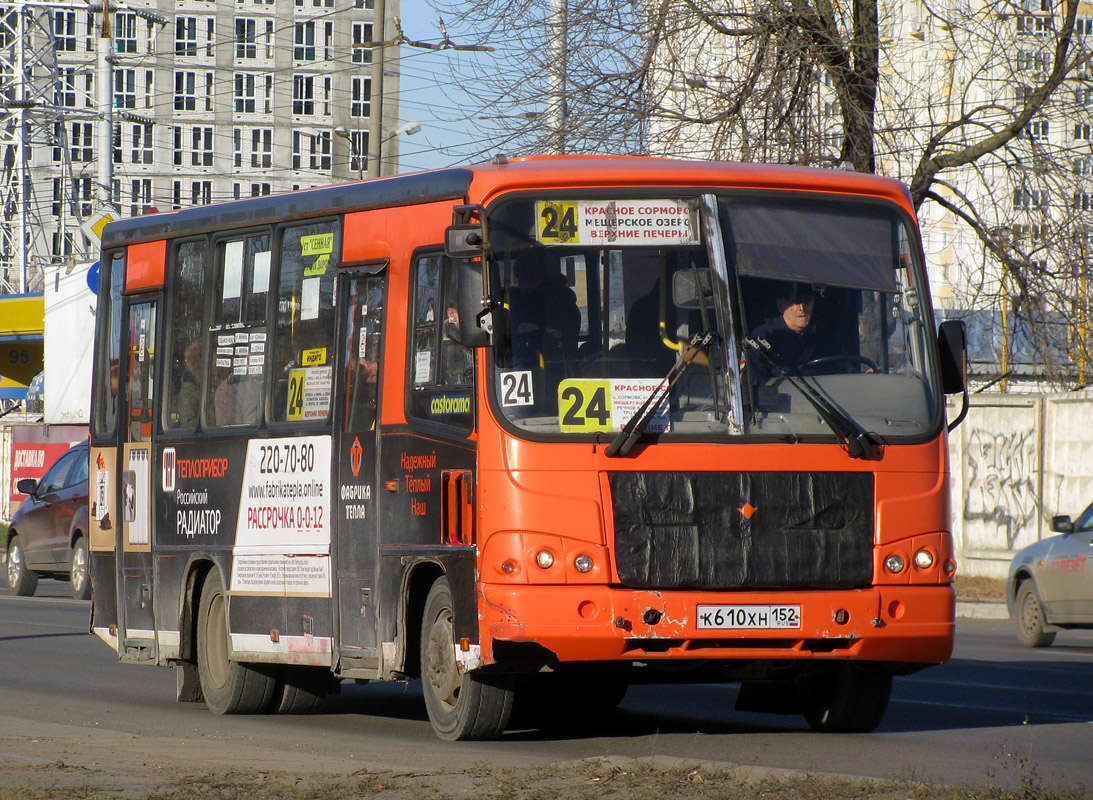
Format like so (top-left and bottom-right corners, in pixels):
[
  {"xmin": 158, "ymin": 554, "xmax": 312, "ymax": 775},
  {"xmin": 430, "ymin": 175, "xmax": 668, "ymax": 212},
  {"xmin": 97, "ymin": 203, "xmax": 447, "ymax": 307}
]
[{"xmin": 947, "ymin": 385, "xmax": 969, "ymax": 432}]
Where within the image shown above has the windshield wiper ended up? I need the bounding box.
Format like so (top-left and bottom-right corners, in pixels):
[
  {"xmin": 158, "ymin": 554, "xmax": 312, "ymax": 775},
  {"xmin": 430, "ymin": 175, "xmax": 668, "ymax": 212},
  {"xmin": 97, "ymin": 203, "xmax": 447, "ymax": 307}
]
[
  {"xmin": 604, "ymin": 331, "xmax": 713, "ymax": 458},
  {"xmin": 744, "ymin": 336, "xmax": 877, "ymax": 460}
]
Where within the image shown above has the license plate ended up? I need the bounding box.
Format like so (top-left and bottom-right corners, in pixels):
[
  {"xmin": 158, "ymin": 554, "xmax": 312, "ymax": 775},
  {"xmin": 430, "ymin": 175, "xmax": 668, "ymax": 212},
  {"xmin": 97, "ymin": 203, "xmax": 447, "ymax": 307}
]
[{"xmin": 696, "ymin": 604, "xmax": 801, "ymax": 630}]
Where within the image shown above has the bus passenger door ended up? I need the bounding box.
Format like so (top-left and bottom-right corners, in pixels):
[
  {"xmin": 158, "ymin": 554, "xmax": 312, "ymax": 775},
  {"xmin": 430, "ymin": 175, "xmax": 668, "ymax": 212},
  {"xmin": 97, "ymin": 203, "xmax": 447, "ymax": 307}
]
[
  {"xmin": 333, "ymin": 273, "xmax": 385, "ymax": 661},
  {"xmin": 118, "ymin": 299, "xmax": 158, "ymax": 660}
]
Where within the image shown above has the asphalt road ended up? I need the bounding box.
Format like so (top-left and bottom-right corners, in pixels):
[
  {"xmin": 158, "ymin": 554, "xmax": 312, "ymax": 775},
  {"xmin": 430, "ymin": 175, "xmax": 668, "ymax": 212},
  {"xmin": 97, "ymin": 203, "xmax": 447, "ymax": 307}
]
[{"xmin": 2, "ymin": 578, "xmax": 1091, "ymax": 792}]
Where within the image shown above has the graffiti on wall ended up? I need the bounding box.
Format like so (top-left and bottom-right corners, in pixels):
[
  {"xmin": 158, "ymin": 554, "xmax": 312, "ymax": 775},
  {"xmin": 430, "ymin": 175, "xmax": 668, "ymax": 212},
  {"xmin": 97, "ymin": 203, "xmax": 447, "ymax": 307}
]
[{"xmin": 963, "ymin": 424, "xmax": 1039, "ymax": 550}]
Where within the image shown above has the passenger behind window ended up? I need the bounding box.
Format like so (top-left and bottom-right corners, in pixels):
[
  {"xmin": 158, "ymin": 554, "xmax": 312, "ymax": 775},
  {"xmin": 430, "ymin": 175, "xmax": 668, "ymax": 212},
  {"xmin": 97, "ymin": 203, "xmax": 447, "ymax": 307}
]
[
  {"xmin": 214, "ymin": 373, "xmax": 263, "ymax": 425},
  {"xmin": 623, "ymin": 280, "xmax": 677, "ymax": 377},
  {"xmin": 507, "ymin": 250, "xmax": 580, "ymax": 412},
  {"xmin": 177, "ymin": 340, "xmax": 203, "ymax": 427},
  {"xmin": 441, "ymin": 306, "xmax": 473, "ymax": 386},
  {"xmin": 508, "ymin": 249, "xmax": 580, "ymax": 370}
]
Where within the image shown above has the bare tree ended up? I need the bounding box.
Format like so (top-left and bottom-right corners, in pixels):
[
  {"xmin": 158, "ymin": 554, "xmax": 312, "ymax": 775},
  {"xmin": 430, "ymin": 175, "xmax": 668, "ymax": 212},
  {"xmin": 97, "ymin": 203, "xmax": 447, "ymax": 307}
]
[{"xmin": 440, "ymin": 0, "xmax": 1093, "ymax": 388}]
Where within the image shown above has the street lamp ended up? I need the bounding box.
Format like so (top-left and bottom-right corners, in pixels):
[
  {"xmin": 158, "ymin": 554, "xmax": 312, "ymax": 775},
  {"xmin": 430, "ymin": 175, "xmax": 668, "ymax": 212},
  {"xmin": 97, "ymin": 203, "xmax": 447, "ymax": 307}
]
[
  {"xmin": 385, "ymin": 120, "xmax": 421, "ymax": 141},
  {"xmin": 336, "ymin": 120, "xmax": 420, "ymax": 180},
  {"xmin": 381, "ymin": 120, "xmax": 420, "ymax": 175},
  {"xmin": 333, "ymin": 125, "xmax": 363, "ymax": 181}
]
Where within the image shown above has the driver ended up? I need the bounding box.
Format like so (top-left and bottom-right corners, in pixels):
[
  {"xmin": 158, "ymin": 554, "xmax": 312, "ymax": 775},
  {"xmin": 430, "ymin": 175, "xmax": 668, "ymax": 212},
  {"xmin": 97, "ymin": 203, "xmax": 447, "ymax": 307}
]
[{"xmin": 749, "ymin": 282, "xmax": 845, "ymax": 377}]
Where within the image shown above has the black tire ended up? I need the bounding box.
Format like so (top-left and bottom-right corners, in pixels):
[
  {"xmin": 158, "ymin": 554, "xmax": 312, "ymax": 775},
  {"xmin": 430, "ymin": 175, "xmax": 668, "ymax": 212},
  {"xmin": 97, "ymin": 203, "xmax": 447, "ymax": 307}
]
[
  {"xmin": 6, "ymin": 535, "xmax": 38, "ymax": 597},
  {"xmin": 70, "ymin": 536, "xmax": 91, "ymax": 601},
  {"xmin": 196, "ymin": 569, "xmax": 277, "ymax": 714},
  {"xmin": 798, "ymin": 663, "xmax": 892, "ymax": 733},
  {"xmin": 1015, "ymin": 581, "xmax": 1056, "ymax": 648},
  {"xmin": 269, "ymin": 667, "xmax": 332, "ymax": 714},
  {"xmin": 420, "ymin": 577, "xmax": 514, "ymax": 740}
]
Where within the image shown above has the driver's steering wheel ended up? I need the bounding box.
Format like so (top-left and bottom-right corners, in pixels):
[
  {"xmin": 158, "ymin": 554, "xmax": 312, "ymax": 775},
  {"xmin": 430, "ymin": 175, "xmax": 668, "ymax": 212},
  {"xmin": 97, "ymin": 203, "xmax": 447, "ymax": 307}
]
[{"xmin": 802, "ymin": 354, "xmax": 880, "ymax": 373}]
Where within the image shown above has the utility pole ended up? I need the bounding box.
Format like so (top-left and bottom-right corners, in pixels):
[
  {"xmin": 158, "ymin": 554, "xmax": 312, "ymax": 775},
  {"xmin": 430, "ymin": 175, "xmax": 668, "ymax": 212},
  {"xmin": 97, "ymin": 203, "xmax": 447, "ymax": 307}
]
[
  {"xmin": 96, "ymin": 0, "xmax": 113, "ymax": 206},
  {"xmin": 366, "ymin": 0, "xmax": 385, "ymax": 178},
  {"xmin": 0, "ymin": 1, "xmax": 84, "ymax": 293},
  {"xmin": 547, "ymin": 0, "xmax": 567, "ymax": 153}
]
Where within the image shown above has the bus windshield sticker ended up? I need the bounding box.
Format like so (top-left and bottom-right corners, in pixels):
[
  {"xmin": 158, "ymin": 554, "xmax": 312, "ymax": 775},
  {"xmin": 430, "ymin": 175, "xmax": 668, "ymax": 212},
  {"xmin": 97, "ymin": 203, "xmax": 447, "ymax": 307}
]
[
  {"xmin": 301, "ymin": 277, "xmax": 320, "ymax": 321},
  {"xmin": 302, "ymin": 366, "xmax": 332, "ymax": 419},
  {"xmin": 304, "ymin": 253, "xmax": 330, "ymax": 277},
  {"xmin": 536, "ymin": 200, "xmax": 701, "ymax": 247},
  {"xmin": 300, "ymin": 232, "xmax": 334, "ymax": 256},
  {"xmin": 253, "ymin": 250, "xmax": 271, "ymax": 292},
  {"xmin": 223, "ymin": 240, "xmax": 244, "ymax": 299},
  {"xmin": 302, "ymin": 347, "xmax": 326, "ymax": 366},
  {"xmin": 499, "ymin": 370, "xmax": 534, "ymax": 407},
  {"xmin": 557, "ymin": 379, "xmax": 669, "ymax": 433},
  {"xmin": 286, "ymin": 366, "xmax": 332, "ymax": 421}
]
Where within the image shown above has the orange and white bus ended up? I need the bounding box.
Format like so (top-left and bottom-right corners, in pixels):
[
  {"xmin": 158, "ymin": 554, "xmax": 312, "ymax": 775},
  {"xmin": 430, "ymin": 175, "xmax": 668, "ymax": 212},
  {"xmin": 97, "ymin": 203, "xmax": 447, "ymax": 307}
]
[{"xmin": 88, "ymin": 156, "xmax": 967, "ymax": 740}]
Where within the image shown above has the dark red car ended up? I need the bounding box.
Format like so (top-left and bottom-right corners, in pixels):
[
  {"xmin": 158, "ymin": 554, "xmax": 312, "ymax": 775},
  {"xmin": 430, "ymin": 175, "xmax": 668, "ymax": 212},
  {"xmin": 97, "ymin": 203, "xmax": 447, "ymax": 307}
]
[{"xmin": 4, "ymin": 441, "xmax": 91, "ymax": 599}]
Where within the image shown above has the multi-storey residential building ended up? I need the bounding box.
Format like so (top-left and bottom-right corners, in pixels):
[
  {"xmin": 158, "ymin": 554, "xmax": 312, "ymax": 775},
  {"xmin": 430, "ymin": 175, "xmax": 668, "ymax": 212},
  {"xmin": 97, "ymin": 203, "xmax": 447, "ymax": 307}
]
[{"xmin": 0, "ymin": 0, "xmax": 400, "ymax": 293}]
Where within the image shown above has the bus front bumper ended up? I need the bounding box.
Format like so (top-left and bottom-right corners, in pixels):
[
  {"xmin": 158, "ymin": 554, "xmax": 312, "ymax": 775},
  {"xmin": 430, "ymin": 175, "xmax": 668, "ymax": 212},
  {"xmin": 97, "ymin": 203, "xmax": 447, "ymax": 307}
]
[{"xmin": 479, "ymin": 583, "xmax": 955, "ymax": 667}]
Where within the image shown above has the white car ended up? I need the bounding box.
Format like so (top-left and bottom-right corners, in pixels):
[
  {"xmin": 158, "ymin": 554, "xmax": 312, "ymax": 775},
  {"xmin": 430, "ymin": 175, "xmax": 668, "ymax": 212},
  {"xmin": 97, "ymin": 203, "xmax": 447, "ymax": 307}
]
[{"xmin": 1007, "ymin": 502, "xmax": 1093, "ymax": 647}]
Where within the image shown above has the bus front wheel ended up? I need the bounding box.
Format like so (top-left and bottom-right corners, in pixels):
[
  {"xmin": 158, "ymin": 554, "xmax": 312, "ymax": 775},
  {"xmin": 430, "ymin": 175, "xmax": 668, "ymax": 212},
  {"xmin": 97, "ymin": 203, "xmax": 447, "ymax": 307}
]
[
  {"xmin": 420, "ymin": 577, "xmax": 514, "ymax": 740},
  {"xmin": 196, "ymin": 569, "xmax": 277, "ymax": 714},
  {"xmin": 797, "ymin": 662, "xmax": 892, "ymax": 733}
]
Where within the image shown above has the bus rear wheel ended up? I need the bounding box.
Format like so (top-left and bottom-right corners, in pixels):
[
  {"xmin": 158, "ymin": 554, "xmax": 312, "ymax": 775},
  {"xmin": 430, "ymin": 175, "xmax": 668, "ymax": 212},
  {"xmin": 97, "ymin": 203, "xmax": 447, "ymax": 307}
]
[
  {"xmin": 797, "ymin": 662, "xmax": 892, "ymax": 733},
  {"xmin": 420, "ymin": 577, "xmax": 513, "ymax": 740},
  {"xmin": 196, "ymin": 569, "xmax": 276, "ymax": 714},
  {"xmin": 269, "ymin": 666, "xmax": 332, "ymax": 714}
]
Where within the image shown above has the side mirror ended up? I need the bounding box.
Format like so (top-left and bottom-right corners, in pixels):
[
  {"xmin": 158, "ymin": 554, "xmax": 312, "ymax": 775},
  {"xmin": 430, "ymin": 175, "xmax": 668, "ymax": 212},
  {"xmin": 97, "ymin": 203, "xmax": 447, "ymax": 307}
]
[
  {"xmin": 937, "ymin": 320, "xmax": 967, "ymax": 395},
  {"xmin": 445, "ymin": 224, "xmax": 486, "ymax": 259},
  {"xmin": 16, "ymin": 478, "xmax": 38, "ymax": 496},
  {"xmin": 454, "ymin": 258, "xmax": 493, "ymax": 348},
  {"xmin": 1051, "ymin": 515, "xmax": 1074, "ymax": 534},
  {"xmin": 938, "ymin": 319, "xmax": 969, "ymax": 432},
  {"xmin": 672, "ymin": 268, "xmax": 714, "ymax": 310}
]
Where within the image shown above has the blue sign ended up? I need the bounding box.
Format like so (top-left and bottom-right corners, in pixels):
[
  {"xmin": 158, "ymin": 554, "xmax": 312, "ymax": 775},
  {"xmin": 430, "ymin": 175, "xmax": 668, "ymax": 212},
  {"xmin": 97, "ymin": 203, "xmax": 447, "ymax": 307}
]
[{"xmin": 87, "ymin": 261, "xmax": 100, "ymax": 295}]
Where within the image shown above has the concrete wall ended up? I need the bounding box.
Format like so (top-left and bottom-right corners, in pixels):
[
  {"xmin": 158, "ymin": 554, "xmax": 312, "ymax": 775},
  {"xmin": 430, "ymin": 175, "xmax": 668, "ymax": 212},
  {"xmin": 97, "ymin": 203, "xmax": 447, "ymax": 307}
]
[{"xmin": 949, "ymin": 391, "xmax": 1093, "ymax": 578}]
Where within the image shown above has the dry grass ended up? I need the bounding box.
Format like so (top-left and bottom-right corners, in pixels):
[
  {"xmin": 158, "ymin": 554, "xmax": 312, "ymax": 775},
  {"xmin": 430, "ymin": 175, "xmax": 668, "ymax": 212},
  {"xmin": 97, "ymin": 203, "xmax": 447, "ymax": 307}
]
[
  {"xmin": 954, "ymin": 574, "xmax": 1007, "ymax": 600},
  {"xmin": 0, "ymin": 758, "xmax": 1087, "ymax": 800}
]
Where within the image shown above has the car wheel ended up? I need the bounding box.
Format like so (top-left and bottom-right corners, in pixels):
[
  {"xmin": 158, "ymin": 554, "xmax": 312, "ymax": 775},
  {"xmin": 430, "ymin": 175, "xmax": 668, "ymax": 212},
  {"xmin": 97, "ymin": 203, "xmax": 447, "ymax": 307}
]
[
  {"xmin": 798, "ymin": 662, "xmax": 892, "ymax": 733},
  {"xmin": 420, "ymin": 577, "xmax": 514, "ymax": 740},
  {"xmin": 70, "ymin": 536, "xmax": 91, "ymax": 600},
  {"xmin": 6, "ymin": 535, "xmax": 38, "ymax": 597},
  {"xmin": 1015, "ymin": 581, "xmax": 1055, "ymax": 648},
  {"xmin": 196, "ymin": 569, "xmax": 277, "ymax": 714}
]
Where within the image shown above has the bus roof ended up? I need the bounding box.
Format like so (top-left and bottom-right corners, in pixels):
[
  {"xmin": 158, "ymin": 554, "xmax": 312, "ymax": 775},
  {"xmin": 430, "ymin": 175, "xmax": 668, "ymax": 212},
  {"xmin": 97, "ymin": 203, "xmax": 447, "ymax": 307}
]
[{"xmin": 100, "ymin": 157, "xmax": 916, "ymax": 248}]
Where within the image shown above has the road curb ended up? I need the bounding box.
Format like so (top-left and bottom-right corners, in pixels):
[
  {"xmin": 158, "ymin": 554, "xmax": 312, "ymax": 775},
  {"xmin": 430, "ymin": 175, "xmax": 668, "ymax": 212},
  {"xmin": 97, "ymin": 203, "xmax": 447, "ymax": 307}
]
[{"xmin": 955, "ymin": 599, "xmax": 1009, "ymax": 620}]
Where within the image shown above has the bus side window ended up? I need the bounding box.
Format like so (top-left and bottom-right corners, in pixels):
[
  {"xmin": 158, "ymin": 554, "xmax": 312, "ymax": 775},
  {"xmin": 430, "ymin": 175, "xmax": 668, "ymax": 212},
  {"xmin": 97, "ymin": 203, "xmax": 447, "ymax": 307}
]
[
  {"xmin": 205, "ymin": 232, "xmax": 270, "ymax": 427},
  {"xmin": 407, "ymin": 253, "xmax": 473, "ymax": 430},
  {"xmin": 163, "ymin": 239, "xmax": 208, "ymax": 430},
  {"xmin": 93, "ymin": 249, "xmax": 126, "ymax": 438},
  {"xmin": 270, "ymin": 220, "xmax": 340, "ymax": 424}
]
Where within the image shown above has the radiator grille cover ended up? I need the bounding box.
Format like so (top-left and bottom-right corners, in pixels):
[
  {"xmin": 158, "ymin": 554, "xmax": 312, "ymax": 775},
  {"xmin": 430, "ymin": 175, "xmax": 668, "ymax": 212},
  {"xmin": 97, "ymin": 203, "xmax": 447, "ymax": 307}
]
[{"xmin": 609, "ymin": 471, "xmax": 874, "ymax": 590}]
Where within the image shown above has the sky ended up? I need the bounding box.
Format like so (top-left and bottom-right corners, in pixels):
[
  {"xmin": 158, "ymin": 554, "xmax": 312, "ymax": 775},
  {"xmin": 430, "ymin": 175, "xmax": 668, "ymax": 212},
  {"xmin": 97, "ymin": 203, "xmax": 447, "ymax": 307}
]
[{"xmin": 388, "ymin": 0, "xmax": 491, "ymax": 173}]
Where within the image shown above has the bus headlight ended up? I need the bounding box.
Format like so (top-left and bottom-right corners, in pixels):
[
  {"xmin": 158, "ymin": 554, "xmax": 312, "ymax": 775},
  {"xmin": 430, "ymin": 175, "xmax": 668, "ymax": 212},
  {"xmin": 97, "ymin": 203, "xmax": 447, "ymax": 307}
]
[
  {"xmin": 574, "ymin": 554, "xmax": 594, "ymax": 573},
  {"xmin": 535, "ymin": 550, "xmax": 555, "ymax": 569},
  {"xmin": 884, "ymin": 554, "xmax": 906, "ymax": 574},
  {"xmin": 913, "ymin": 549, "xmax": 935, "ymax": 570}
]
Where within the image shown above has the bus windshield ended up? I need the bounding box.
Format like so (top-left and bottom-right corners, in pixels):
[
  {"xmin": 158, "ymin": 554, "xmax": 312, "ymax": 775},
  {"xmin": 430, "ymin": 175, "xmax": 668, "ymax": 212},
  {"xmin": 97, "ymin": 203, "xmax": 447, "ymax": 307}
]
[{"xmin": 488, "ymin": 193, "xmax": 940, "ymax": 443}]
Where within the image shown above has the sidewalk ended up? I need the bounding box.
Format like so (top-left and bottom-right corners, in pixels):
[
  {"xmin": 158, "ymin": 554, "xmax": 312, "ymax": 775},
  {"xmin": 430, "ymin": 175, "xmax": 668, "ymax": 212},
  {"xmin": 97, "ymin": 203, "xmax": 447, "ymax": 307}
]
[{"xmin": 955, "ymin": 597, "xmax": 1008, "ymax": 620}]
